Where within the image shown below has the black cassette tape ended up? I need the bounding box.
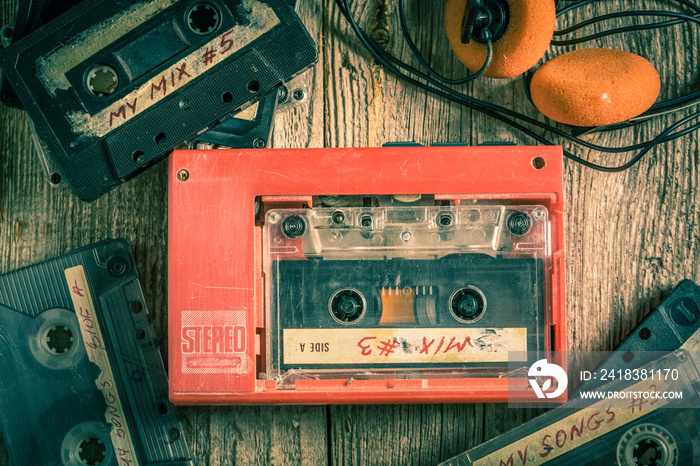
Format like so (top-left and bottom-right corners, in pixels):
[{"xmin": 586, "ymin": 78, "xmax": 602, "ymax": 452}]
[
  {"xmin": 442, "ymin": 280, "xmax": 700, "ymax": 465},
  {"xmin": 0, "ymin": 240, "xmax": 193, "ymax": 465},
  {"xmin": 0, "ymin": 0, "xmax": 317, "ymax": 200},
  {"xmin": 264, "ymin": 204, "xmax": 552, "ymax": 386},
  {"xmin": 442, "ymin": 350, "xmax": 700, "ymax": 465}
]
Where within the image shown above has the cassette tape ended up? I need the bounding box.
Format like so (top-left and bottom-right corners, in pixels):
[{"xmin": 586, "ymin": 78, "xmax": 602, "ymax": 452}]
[
  {"xmin": 266, "ymin": 205, "xmax": 548, "ymax": 385},
  {"xmin": 0, "ymin": 240, "xmax": 193, "ymax": 465},
  {"xmin": 0, "ymin": 0, "xmax": 317, "ymax": 200},
  {"xmin": 167, "ymin": 145, "xmax": 566, "ymax": 404},
  {"xmin": 442, "ymin": 280, "xmax": 700, "ymax": 465},
  {"xmin": 442, "ymin": 350, "xmax": 700, "ymax": 465}
]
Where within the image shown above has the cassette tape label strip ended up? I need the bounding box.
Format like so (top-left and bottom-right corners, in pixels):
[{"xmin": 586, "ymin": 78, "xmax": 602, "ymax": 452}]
[
  {"xmin": 65, "ymin": 265, "xmax": 140, "ymax": 466},
  {"xmin": 283, "ymin": 328, "xmax": 528, "ymax": 365},
  {"xmin": 64, "ymin": 0, "xmax": 280, "ymax": 138}
]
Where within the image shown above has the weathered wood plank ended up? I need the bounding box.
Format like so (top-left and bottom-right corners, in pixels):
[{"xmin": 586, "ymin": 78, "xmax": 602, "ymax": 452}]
[{"xmin": 1, "ymin": 0, "xmax": 699, "ymax": 464}]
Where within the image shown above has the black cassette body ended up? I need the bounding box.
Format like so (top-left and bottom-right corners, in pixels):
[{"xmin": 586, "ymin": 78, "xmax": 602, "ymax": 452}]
[
  {"xmin": 264, "ymin": 204, "xmax": 551, "ymax": 387},
  {"xmin": 442, "ymin": 351, "xmax": 700, "ymax": 465},
  {"xmin": 0, "ymin": 240, "xmax": 193, "ymax": 465},
  {"xmin": 0, "ymin": 0, "xmax": 317, "ymax": 200}
]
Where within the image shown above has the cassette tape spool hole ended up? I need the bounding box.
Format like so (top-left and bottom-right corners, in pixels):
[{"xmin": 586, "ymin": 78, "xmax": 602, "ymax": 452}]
[
  {"xmin": 449, "ymin": 286, "xmax": 487, "ymax": 323},
  {"xmin": 61, "ymin": 422, "xmax": 112, "ymax": 466},
  {"xmin": 44, "ymin": 324, "xmax": 74, "ymax": 355},
  {"xmin": 617, "ymin": 423, "xmax": 678, "ymax": 466},
  {"xmin": 281, "ymin": 215, "xmax": 306, "ymax": 238},
  {"xmin": 185, "ymin": 3, "xmax": 222, "ymax": 35},
  {"xmin": 85, "ymin": 65, "xmax": 118, "ymax": 97},
  {"xmin": 77, "ymin": 437, "xmax": 106, "ymax": 466},
  {"xmin": 507, "ymin": 211, "xmax": 532, "ymax": 235},
  {"xmin": 437, "ymin": 212, "xmax": 454, "ymax": 228},
  {"xmin": 31, "ymin": 309, "xmax": 83, "ymax": 369},
  {"xmin": 106, "ymin": 255, "xmax": 130, "ymax": 277},
  {"xmin": 329, "ymin": 289, "xmax": 366, "ymax": 325}
]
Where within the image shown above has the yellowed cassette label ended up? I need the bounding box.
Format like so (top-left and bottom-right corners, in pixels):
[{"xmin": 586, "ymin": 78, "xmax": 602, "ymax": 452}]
[
  {"xmin": 473, "ymin": 377, "xmax": 678, "ymax": 465},
  {"xmin": 65, "ymin": 266, "xmax": 140, "ymax": 466},
  {"xmin": 283, "ymin": 328, "xmax": 528, "ymax": 365}
]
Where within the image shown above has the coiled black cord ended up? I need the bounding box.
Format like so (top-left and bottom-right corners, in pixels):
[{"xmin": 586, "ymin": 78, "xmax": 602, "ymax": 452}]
[{"xmin": 335, "ymin": 0, "xmax": 700, "ymax": 172}]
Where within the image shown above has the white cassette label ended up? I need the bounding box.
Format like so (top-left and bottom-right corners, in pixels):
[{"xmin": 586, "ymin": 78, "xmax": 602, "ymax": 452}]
[
  {"xmin": 283, "ymin": 328, "xmax": 528, "ymax": 365},
  {"xmin": 65, "ymin": 266, "xmax": 140, "ymax": 466}
]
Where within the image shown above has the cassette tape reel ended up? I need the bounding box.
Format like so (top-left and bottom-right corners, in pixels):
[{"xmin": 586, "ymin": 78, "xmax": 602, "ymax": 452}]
[
  {"xmin": 265, "ymin": 205, "xmax": 548, "ymax": 384},
  {"xmin": 0, "ymin": 240, "xmax": 193, "ymax": 465},
  {"xmin": 0, "ymin": 0, "xmax": 317, "ymax": 200}
]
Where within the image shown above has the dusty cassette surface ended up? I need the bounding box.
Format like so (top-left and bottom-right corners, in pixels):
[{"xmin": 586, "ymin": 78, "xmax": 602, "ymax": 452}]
[
  {"xmin": 442, "ymin": 280, "xmax": 700, "ymax": 465},
  {"xmin": 168, "ymin": 145, "xmax": 566, "ymax": 404},
  {"xmin": 0, "ymin": 0, "xmax": 317, "ymax": 200},
  {"xmin": 0, "ymin": 240, "xmax": 193, "ymax": 465},
  {"xmin": 266, "ymin": 204, "xmax": 548, "ymax": 386}
]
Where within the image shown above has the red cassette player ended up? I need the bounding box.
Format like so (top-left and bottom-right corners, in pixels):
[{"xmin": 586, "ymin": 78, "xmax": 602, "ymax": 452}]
[{"xmin": 168, "ymin": 146, "xmax": 566, "ymax": 404}]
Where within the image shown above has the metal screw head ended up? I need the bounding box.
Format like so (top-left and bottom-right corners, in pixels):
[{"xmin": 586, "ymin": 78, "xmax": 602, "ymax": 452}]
[
  {"xmin": 292, "ymin": 88, "xmax": 306, "ymax": 101},
  {"xmin": 177, "ymin": 169, "xmax": 189, "ymax": 181},
  {"xmin": 401, "ymin": 231, "xmax": 412, "ymax": 242},
  {"xmin": 277, "ymin": 85, "xmax": 289, "ymax": 103},
  {"xmin": 253, "ymin": 138, "xmax": 266, "ymax": 148}
]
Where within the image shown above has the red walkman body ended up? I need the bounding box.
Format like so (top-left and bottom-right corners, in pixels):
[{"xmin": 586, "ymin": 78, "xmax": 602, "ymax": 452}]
[{"xmin": 168, "ymin": 146, "xmax": 566, "ymax": 404}]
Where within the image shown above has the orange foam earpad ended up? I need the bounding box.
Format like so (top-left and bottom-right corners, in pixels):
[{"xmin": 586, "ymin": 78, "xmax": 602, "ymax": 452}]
[
  {"xmin": 530, "ymin": 48, "xmax": 661, "ymax": 126},
  {"xmin": 445, "ymin": 0, "xmax": 556, "ymax": 79}
]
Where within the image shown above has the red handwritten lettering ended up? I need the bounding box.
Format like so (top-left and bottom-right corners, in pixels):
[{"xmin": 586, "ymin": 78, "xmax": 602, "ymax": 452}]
[
  {"xmin": 357, "ymin": 337, "xmax": 376, "ymax": 356},
  {"xmin": 117, "ymin": 448, "xmax": 132, "ymax": 465},
  {"xmin": 555, "ymin": 429, "xmax": 567, "ymax": 448},
  {"xmin": 71, "ymin": 281, "xmax": 85, "ymax": 297},
  {"xmin": 419, "ymin": 337, "xmax": 434, "ymax": 354},
  {"xmin": 569, "ymin": 417, "xmax": 584, "ymax": 440},
  {"xmin": 516, "ymin": 447, "xmax": 529, "ymax": 465},
  {"xmin": 587, "ymin": 412, "xmax": 603, "ymax": 431},
  {"xmin": 220, "ymin": 30, "xmax": 233, "ymax": 54},
  {"xmin": 605, "ymin": 405, "xmax": 615, "ymax": 423},
  {"xmin": 433, "ymin": 336, "xmax": 445, "ymax": 354},
  {"xmin": 377, "ymin": 339, "xmax": 400, "ymax": 356},
  {"xmin": 79, "ymin": 306, "xmax": 101, "ymax": 348},
  {"xmin": 202, "ymin": 46, "xmax": 217, "ymax": 66},
  {"xmin": 108, "ymin": 98, "xmax": 138, "ymax": 127},
  {"xmin": 443, "ymin": 336, "xmax": 470, "ymax": 353},
  {"xmin": 151, "ymin": 76, "xmax": 167, "ymax": 99},
  {"xmin": 539, "ymin": 434, "xmax": 553, "ymax": 458},
  {"xmin": 176, "ymin": 62, "xmax": 191, "ymax": 81}
]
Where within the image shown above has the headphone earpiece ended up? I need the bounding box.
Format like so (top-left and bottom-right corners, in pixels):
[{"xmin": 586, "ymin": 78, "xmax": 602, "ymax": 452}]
[
  {"xmin": 529, "ymin": 48, "xmax": 661, "ymax": 127},
  {"xmin": 445, "ymin": 0, "xmax": 556, "ymax": 79}
]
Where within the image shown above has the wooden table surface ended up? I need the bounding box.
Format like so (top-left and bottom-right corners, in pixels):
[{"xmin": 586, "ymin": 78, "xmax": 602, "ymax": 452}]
[{"xmin": 1, "ymin": 0, "xmax": 699, "ymax": 464}]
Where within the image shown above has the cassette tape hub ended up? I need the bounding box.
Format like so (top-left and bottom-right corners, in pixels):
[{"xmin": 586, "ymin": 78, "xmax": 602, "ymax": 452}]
[
  {"xmin": 168, "ymin": 145, "xmax": 566, "ymax": 404},
  {"xmin": 0, "ymin": 239, "xmax": 193, "ymax": 465},
  {"xmin": 0, "ymin": 0, "xmax": 317, "ymax": 200}
]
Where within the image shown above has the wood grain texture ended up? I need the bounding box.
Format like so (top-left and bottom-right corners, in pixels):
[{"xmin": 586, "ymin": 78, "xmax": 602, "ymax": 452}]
[{"xmin": 1, "ymin": 0, "xmax": 699, "ymax": 465}]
